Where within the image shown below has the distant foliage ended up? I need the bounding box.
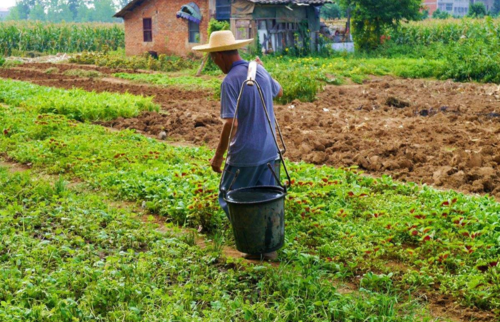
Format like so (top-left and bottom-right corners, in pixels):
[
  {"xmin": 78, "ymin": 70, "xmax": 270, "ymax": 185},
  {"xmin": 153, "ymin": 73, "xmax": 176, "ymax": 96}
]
[
  {"xmin": 0, "ymin": 22, "xmax": 124, "ymax": 56},
  {"xmin": 7, "ymin": 0, "xmax": 119, "ymax": 23},
  {"xmin": 340, "ymin": 0, "xmax": 422, "ymax": 50},
  {"xmin": 321, "ymin": 4, "xmax": 345, "ymax": 19},
  {"xmin": 493, "ymin": 0, "xmax": 500, "ymax": 16},
  {"xmin": 432, "ymin": 9, "xmax": 451, "ymax": 19},
  {"xmin": 388, "ymin": 18, "xmax": 500, "ymax": 47},
  {"xmin": 382, "ymin": 17, "xmax": 500, "ymax": 83},
  {"xmin": 467, "ymin": 3, "xmax": 488, "ymax": 18}
]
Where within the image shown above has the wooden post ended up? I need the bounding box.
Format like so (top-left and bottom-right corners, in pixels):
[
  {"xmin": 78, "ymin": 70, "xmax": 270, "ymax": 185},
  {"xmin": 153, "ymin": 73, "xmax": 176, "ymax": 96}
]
[{"xmin": 196, "ymin": 54, "xmax": 209, "ymax": 77}]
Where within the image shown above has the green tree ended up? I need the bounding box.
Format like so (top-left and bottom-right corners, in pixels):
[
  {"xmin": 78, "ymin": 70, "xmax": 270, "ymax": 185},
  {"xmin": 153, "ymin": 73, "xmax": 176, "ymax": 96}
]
[
  {"xmin": 6, "ymin": 6, "xmax": 22, "ymax": 20},
  {"xmin": 92, "ymin": 0, "xmax": 117, "ymax": 22},
  {"xmin": 493, "ymin": 0, "xmax": 500, "ymax": 16},
  {"xmin": 117, "ymin": 0, "xmax": 130, "ymax": 9},
  {"xmin": 468, "ymin": 2, "xmax": 487, "ymax": 17},
  {"xmin": 340, "ymin": 0, "xmax": 422, "ymax": 50},
  {"xmin": 321, "ymin": 3, "xmax": 345, "ymax": 19},
  {"xmin": 421, "ymin": 9, "xmax": 429, "ymax": 19},
  {"xmin": 432, "ymin": 9, "xmax": 451, "ymax": 19},
  {"xmin": 30, "ymin": 3, "xmax": 47, "ymax": 21},
  {"xmin": 9, "ymin": 0, "xmax": 36, "ymax": 20}
]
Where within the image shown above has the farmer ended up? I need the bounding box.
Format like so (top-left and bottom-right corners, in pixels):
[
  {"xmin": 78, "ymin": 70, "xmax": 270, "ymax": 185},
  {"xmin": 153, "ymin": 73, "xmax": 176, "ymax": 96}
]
[{"xmin": 193, "ymin": 30, "xmax": 283, "ymax": 260}]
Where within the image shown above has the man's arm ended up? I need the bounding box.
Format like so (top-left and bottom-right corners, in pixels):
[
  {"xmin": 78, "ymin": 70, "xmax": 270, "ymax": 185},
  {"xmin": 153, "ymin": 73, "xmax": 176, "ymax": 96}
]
[
  {"xmin": 211, "ymin": 118, "xmax": 238, "ymax": 173},
  {"xmin": 255, "ymin": 56, "xmax": 283, "ymax": 98},
  {"xmin": 276, "ymin": 83, "xmax": 283, "ymax": 98}
]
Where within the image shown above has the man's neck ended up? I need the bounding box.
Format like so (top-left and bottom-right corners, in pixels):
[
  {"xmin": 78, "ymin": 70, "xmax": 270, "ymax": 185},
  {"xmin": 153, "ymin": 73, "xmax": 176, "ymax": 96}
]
[{"xmin": 225, "ymin": 54, "xmax": 243, "ymax": 72}]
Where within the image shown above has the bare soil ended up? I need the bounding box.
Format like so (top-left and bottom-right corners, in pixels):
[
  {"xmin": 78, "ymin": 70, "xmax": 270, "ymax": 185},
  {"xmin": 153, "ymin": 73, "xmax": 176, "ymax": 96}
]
[{"xmin": 2, "ymin": 65, "xmax": 500, "ymax": 200}]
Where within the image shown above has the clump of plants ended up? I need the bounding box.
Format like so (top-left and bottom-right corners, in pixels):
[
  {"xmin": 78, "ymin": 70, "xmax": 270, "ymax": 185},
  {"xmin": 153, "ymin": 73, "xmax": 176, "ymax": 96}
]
[
  {"xmin": 63, "ymin": 68, "xmax": 103, "ymax": 78},
  {"xmin": 70, "ymin": 51, "xmax": 196, "ymax": 72}
]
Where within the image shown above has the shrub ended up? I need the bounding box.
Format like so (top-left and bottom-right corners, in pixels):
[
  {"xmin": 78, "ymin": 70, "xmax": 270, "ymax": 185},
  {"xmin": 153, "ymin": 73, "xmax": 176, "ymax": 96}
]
[
  {"xmin": 70, "ymin": 52, "xmax": 195, "ymax": 72},
  {"xmin": 272, "ymin": 67, "xmax": 323, "ymax": 104}
]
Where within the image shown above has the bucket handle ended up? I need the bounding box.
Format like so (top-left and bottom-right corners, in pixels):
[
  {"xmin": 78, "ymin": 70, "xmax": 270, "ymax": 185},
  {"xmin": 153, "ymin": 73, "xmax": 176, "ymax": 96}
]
[
  {"xmin": 267, "ymin": 163, "xmax": 289, "ymax": 192},
  {"xmin": 219, "ymin": 169, "xmax": 240, "ymax": 199}
]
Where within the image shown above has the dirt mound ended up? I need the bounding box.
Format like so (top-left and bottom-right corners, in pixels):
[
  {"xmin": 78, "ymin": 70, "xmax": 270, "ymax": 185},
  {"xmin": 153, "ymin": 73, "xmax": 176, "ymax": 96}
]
[{"xmin": 2, "ymin": 65, "xmax": 500, "ymax": 199}]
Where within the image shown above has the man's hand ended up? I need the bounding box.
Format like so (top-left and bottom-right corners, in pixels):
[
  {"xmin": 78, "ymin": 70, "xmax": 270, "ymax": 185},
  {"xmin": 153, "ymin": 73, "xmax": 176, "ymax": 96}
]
[
  {"xmin": 210, "ymin": 155, "xmax": 224, "ymax": 173},
  {"xmin": 255, "ymin": 56, "xmax": 264, "ymax": 67}
]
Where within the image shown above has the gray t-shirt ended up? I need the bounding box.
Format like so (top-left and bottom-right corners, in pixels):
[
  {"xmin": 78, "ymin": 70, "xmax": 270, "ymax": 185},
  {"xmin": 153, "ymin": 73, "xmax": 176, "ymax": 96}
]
[{"xmin": 220, "ymin": 60, "xmax": 281, "ymax": 167}]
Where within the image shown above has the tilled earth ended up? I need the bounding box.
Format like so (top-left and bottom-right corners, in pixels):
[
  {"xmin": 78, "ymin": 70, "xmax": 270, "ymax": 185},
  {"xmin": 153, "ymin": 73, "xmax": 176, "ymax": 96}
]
[{"xmin": 2, "ymin": 63, "xmax": 500, "ymax": 199}]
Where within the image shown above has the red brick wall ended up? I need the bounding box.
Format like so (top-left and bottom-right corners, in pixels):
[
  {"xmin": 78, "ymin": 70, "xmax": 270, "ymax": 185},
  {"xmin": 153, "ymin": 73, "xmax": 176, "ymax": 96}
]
[
  {"xmin": 123, "ymin": 0, "xmax": 209, "ymax": 56},
  {"xmin": 423, "ymin": 0, "xmax": 438, "ymax": 16}
]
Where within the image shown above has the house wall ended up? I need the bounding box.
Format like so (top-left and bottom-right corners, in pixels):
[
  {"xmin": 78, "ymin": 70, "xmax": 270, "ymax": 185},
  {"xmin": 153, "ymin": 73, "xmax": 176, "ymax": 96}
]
[
  {"xmin": 438, "ymin": 0, "xmax": 469, "ymax": 16},
  {"xmin": 233, "ymin": 4, "xmax": 319, "ymax": 54},
  {"xmin": 123, "ymin": 0, "xmax": 209, "ymax": 56},
  {"xmin": 423, "ymin": 0, "xmax": 438, "ymax": 16}
]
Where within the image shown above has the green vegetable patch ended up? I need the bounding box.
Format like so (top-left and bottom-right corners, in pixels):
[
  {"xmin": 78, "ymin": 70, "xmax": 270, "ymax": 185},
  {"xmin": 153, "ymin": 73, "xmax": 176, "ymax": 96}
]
[
  {"xmin": 113, "ymin": 72, "xmax": 222, "ymax": 93},
  {"xmin": 0, "ymin": 79, "xmax": 158, "ymax": 122},
  {"xmin": 0, "ymin": 168, "xmax": 438, "ymax": 321}
]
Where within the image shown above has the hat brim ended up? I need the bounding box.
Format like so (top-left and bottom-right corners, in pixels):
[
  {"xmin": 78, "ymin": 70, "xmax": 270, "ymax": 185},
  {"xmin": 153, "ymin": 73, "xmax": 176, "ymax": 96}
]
[{"xmin": 192, "ymin": 39, "xmax": 254, "ymax": 52}]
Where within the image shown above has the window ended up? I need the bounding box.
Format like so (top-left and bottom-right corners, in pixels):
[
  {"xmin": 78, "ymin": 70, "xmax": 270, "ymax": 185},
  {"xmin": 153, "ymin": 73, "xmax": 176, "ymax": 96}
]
[
  {"xmin": 216, "ymin": 0, "xmax": 231, "ymax": 20},
  {"xmin": 445, "ymin": 3, "xmax": 453, "ymax": 11},
  {"xmin": 188, "ymin": 21, "xmax": 200, "ymax": 43},
  {"xmin": 143, "ymin": 18, "xmax": 152, "ymax": 42}
]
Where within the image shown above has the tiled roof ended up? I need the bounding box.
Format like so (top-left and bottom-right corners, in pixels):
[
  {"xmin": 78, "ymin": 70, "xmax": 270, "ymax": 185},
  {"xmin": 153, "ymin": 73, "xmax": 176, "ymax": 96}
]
[
  {"xmin": 249, "ymin": 0, "xmax": 330, "ymax": 3},
  {"xmin": 114, "ymin": 0, "xmax": 146, "ymax": 18},
  {"xmin": 115, "ymin": 0, "xmax": 329, "ymax": 17}
]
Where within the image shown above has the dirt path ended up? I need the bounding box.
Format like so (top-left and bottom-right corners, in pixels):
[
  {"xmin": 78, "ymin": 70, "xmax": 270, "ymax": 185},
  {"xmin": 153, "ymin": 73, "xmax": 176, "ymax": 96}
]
[{"xmin": 2, "ymin": 65, "xmax": 500, "ymax": 200}]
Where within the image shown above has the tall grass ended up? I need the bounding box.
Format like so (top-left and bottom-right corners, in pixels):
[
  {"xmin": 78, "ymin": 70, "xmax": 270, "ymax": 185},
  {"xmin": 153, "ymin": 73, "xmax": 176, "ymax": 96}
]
[
  {"xmin": 388, "ymin": 17, "xmax": 500, "ymax": 46},
  {"xmin": 0, "ymin": 22, "xmax": 124, "ymax": 56}
]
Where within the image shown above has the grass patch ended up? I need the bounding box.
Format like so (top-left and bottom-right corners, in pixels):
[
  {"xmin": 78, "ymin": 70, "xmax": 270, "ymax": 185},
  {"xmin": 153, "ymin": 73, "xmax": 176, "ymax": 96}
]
[
  {"xmin": 0, "ymin": 79, "xmax": 158, "ymax": 122},
  {"xmin": 113, "ymin": 72, "xmax": 221, "ymax": 92},
  {"xmin": 63, "ymin": 68, "xmax": 103, "ymax": 78}
]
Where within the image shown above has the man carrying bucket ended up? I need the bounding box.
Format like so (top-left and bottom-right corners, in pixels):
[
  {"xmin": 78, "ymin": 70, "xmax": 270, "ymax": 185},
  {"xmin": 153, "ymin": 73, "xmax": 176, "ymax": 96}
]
[{"xmin": 193, "ymin": 30, "xmax": 283, "ymax": 260}]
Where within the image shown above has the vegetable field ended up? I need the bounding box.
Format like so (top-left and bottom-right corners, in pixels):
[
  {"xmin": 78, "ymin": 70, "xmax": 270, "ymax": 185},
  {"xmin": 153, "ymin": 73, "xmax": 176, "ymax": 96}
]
[
  {"xmin": 1, "ymin": 79, "xmax": 499, "ymax": 321},
  {"xmin": 1, "ymin": 18, "xmax": 500, "ymax": 321},
  {"xmin": 0, "ymin": 22, "xmax": 124, "ymax": 56}
]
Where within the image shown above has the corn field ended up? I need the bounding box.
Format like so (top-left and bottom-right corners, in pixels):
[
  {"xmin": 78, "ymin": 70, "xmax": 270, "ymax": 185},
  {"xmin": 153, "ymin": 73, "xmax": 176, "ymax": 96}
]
[
  {"xmin": 0, "ymin": 22, "xmax": 124, "ymax": 56},
  {"xmin": 389, "ymin": 17, "xmax": 500, "ymax": 46}
]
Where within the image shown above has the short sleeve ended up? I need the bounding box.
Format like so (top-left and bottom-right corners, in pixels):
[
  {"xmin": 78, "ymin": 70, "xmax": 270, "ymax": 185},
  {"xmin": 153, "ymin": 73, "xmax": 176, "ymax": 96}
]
[
  {"xmin": 220, "ymin": 81, "xmax": 238, "ymax": 119},
  {"xmin": 271, "ymin": 77, "xmax": 281, "ymax": 98}
]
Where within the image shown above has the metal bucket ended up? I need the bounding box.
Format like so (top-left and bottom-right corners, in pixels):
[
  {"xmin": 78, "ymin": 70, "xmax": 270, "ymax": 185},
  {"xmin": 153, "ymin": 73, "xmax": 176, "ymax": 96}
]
[{"xmin": 225, "ymin": 185, "xmax": 286, "ymax": 254}]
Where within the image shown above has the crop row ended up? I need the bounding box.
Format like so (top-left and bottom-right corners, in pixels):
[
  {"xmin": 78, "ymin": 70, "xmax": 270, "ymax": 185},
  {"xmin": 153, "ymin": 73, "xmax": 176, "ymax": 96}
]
[
  {"xmin": 113, "ymin": 72, "xmax": 222, "ymax": 92},
  {"xmin": 0, "ymin": 79, "xmax": 158, "ymax": 122},
  {"xmin": 388, "ymin": 17, "xmax": 500, "ymax": 46},
  {"xmin": 1, "ymin": 81, "xmax": 499, "ymax": 312},
  {"xmin": 0, "ymin": 22, "xmax": 124, "ymax": 56}
]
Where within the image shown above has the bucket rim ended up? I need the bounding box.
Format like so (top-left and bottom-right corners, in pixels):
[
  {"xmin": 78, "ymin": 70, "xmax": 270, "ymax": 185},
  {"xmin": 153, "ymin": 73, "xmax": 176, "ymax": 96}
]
[{"xmin": 224, "ymin": 185, "xmax": 286, "ymax": 205}]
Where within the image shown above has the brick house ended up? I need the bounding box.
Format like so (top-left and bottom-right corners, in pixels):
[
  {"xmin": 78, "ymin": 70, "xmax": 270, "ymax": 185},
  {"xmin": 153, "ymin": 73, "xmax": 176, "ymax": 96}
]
[
  {"xmin": 114, "ymin": 0, "xmax": 328, "ymax": 56},
  {"xmin": 424, "ymin": 0, "xmax": 494, "ymax": 17},
  {"xmin": 424, "ymin": 0, "xmax": 469, "ymax": 16}
]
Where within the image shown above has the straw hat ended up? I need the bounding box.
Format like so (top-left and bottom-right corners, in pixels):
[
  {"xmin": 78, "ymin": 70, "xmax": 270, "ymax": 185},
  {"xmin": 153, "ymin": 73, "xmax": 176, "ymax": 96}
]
[{"xmin": 192, "ymin": 30, "xmax": 253, "ymax": 52}]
